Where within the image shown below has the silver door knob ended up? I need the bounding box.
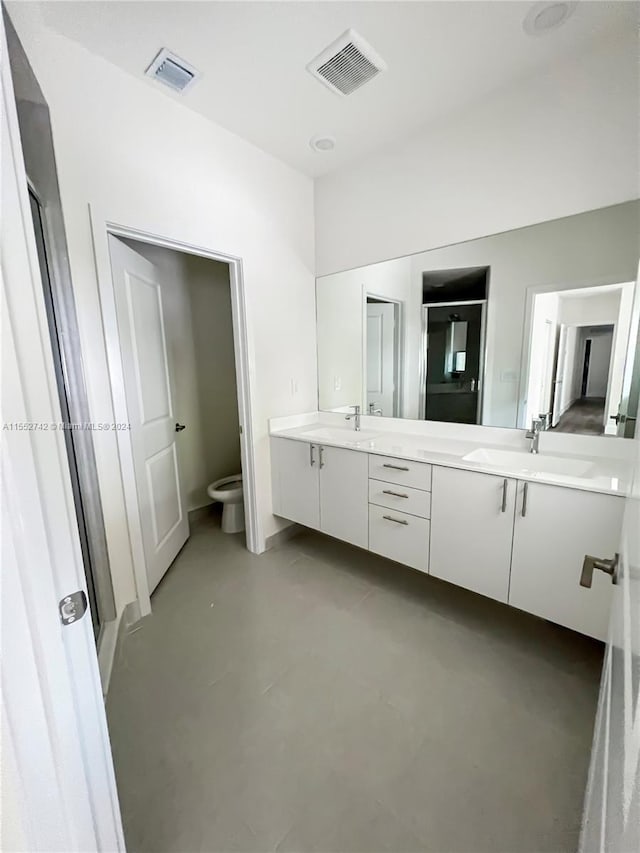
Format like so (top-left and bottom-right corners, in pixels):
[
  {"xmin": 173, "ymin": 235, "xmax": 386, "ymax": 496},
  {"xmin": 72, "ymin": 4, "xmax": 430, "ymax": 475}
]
[
  {"xmin": 175, "ymin": 423, "xmax": 186, "ymax": 432},
  {"xmin": 580, "ymin": 553, "xmax": 618, "ymax": 588}
]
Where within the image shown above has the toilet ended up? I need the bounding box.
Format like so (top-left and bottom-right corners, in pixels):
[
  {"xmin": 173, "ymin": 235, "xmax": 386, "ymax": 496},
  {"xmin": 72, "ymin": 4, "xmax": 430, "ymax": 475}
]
[{"xmin": 207, "ymin": 475, "xmax": 244, "ymax": 534}]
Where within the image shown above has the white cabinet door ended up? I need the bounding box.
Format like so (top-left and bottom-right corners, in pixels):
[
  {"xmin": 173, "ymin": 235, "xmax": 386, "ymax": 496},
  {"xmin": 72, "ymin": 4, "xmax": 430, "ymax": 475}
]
[
  {"xmin": 271, "ymin": 438, "xmax": 320, "ymax": 530},
  {"xmin": 510, "ymin": 482, "xmax": 623, "ymax": 640},
  {"xmin": 430, "ymin": 466, "xmax": 516, "ymax": 602},
  {"xmin": 319, "ymin": 445, "xmax": 369, "ymax": 548}
]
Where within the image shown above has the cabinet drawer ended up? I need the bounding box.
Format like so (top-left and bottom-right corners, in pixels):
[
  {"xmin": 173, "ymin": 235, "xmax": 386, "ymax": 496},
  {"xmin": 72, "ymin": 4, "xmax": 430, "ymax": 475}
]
[
  {"xmin": 369, "ymin": 504, "xmax": 430, "ymax": 573},
  {"xmin": 368, "ymin": 479, "xmax": 431, "ymax": 519},
  {"xmin": 368, "ymin": 455, "xmax": 431, "ymax": 491}
]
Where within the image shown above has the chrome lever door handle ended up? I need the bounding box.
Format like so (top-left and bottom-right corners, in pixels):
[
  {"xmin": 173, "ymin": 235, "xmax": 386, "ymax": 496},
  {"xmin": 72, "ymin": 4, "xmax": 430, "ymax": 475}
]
[{"xmin": 580, "ymin": 553, "xmax": 619, "ymax": 588}]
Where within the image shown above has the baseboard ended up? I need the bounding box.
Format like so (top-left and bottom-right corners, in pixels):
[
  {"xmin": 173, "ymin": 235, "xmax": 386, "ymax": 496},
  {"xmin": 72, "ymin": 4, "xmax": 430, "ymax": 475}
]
[
  {"xmin": 264, "ymin": 522, "xmax": 303, "ymax": 551},
  {"xmin": 97, "ymin": 599, "xmax": 142, "ymax": 698}
]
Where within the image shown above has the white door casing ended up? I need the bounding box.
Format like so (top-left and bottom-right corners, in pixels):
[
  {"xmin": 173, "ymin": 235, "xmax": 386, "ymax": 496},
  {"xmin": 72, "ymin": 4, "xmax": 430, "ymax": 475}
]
[
  {"xmin": 366, "ymin": 301, "xmax": 396, "ymax": 417},
  {"xmin": 108, "ymin": 237, "xmax": 189, "ymax": 594},
  {"xmin": 1, "ymin": 19, "xmax": 123, "ymax": 850}
]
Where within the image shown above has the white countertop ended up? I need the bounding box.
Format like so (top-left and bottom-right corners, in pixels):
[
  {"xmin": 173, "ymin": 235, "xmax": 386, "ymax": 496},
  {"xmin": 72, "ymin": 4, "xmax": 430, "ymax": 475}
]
[{"xmin": 270, "ymin": 420, "xmax": 629, "ymax": 497}]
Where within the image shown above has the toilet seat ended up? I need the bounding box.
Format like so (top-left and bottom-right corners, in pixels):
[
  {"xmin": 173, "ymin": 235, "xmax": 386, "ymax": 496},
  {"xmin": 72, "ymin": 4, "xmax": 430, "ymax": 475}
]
[{"xmin": 207, "ymin": 475, "xmax": 243, "ymax": 504}]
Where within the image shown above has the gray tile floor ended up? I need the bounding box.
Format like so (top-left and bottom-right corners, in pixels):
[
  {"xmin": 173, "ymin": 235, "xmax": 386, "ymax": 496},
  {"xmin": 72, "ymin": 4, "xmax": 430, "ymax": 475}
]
[{"xmin": 107, "ymin": 512, "xmax": 603, "ymax": 853}]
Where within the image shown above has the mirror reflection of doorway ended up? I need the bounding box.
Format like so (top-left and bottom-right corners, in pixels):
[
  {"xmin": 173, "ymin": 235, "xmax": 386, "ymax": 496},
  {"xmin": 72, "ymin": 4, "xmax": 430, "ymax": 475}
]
[
  {"xmin": 421, "ymin": 301, "xmax": 486, "ymax": 423},
  {"xmin": 365, "ymin": 296, "xmax": 400, "ymax": 417}
]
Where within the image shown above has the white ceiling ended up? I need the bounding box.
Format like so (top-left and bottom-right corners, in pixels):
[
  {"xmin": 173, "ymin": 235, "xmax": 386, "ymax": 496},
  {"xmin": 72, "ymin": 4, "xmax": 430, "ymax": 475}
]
[{"xmin": 36, "ymin": 1, "xmax": 637, "ymax": 177}]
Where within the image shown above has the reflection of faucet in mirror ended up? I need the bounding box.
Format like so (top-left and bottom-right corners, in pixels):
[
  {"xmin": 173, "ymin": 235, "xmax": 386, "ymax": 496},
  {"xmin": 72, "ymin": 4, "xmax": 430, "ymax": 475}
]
[
  {"xmin": 369, "ymin": 403, "xmax": 383, "ymax": 416},
  {"xmin": 345, "ymin": 405, "xmax": 361, "ymax": 431},
  {"xmin": 526, "ymin": 417, "xmax": 546, "ymax": 454}
]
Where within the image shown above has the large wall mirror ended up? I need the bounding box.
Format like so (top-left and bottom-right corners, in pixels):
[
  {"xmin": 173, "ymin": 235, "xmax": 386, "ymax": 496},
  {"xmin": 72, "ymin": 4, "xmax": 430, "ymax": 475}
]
[{"xmin": 316, "ymin": 201, "xmax": 640, "ymax": 438}]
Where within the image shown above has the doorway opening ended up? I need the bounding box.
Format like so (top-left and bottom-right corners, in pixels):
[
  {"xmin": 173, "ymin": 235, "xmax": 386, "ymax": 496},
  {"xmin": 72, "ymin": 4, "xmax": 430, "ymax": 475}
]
[
  {"xmin": 103, "ymin": 230, "xmax": 256, "ymax": 606},
  {"xmin": 419, "ymin": 267, "xmax": 489, "ymax": 424},
  {"xmin": 523, "ymin": 282, "xmax": 633, "ymax": 436}
]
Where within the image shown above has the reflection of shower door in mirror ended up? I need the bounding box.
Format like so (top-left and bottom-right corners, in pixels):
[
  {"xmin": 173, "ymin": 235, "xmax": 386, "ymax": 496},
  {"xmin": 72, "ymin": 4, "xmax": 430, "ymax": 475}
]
[
  {"xmin": 366, "ymin": 299, "xmax": 399, "ymax": 417},
  {"xmin": 420, "ymin": 300, "xmax": 486, "ymax": 424}
]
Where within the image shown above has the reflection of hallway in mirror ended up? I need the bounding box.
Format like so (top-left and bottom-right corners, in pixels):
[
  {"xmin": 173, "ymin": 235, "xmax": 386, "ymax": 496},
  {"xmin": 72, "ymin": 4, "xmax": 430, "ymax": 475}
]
[{"xmin": 554, "ymin": 397, "xmax": 606, "ymax": 435}]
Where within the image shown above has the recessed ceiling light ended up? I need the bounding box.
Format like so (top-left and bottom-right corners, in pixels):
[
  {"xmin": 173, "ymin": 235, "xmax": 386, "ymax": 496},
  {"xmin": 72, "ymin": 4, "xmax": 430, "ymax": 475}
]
[
  {"xmin": 310, "ymin": 135, "xmax": 336, "ymax": 152},
  {"xmin": 523, "ymin": 1, "xmax": 576, "ymax": 36}
]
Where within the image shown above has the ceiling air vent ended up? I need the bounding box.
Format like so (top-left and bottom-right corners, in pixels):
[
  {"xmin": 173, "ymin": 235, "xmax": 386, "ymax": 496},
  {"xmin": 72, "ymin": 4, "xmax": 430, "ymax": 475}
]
[
  {"xmin": 307, "ymin": 29, "xmax": 387, "ymax": 96},
  {"xmin": 145, "ymin": 48, "xmax": 200, "ymax": 93}
]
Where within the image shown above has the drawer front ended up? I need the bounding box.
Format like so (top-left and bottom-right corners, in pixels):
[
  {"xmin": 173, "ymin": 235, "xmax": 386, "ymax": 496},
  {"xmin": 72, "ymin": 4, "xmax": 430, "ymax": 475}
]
[
  {"xmin": 368, "ymin": 455, "xmax": 432, "ymax": 491},
  {"xmin": 369, "ymin": 504, "xmax": 430, "ymax": 573},
  {"xmin": 368, "ymin": 479, "xmax": 431, "ymax": 519}
]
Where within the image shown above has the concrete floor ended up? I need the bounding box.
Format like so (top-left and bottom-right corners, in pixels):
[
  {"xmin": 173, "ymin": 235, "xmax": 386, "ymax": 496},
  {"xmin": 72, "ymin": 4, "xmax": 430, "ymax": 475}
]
[{"xmin": 107, "ymin": 512, "xmax": 603, "ymax": 853}]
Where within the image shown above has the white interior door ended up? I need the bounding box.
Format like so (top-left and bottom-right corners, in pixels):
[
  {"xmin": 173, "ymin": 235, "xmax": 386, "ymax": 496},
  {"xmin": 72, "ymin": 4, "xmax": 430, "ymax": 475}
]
[
  {"xmin": 580, "ymin": 429, "xmax": 640, "ymax": 850},
  {"xmin": 1, "ymin": 20, "xmax": 123, "ymax": 849},
  {"xmin": 366, "ymin": 301, "xmax": 396, "ymax": 416},
  {"xmin": 552, "ymin": 324, "xmax": 568, "ymax": 426},
  {"xmin": 108, "ymin": 237, "xmax": 189, "ymax": 593},
  {"xmin": 616, "ymin": 269, "xmax": 640, "ymax": 437}
]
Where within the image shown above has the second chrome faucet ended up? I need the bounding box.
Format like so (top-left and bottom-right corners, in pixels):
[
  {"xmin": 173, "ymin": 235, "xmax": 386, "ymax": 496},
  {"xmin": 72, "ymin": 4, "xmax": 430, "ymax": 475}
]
[{"xmin": 345, "ymin": 404, "xmax": 361, "ymax": 431}]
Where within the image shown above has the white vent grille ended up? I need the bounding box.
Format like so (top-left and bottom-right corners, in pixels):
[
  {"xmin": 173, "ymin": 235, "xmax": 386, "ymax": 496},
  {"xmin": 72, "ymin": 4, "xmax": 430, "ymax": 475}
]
[
  {"xmin": 307, "ymin": 29, "xmax": 387, "ymax": 96},
  {"xmin": 145, "ymin": 48, "xmax": 199, "ymax": 93}
]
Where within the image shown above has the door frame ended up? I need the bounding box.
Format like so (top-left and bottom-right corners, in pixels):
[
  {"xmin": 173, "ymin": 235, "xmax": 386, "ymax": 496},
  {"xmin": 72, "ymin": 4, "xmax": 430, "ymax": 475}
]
[
  {"xmin": 89, "ymin": 210, "xmax": 259, "ymax": 618},
  {"xmin": 362, "ymin": 289, "xmax": 403, "ymax": 417},
  {"xmin": 418, "ymin": 299, "xmax": 487, "ymax": 422}
]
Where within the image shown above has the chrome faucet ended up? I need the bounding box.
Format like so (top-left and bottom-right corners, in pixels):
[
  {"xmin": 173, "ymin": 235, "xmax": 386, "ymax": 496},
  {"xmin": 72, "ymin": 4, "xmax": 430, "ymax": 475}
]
[
  {"xmin": 345, "ymin": 405, "xmax": 361, "ymax": 431},
  {"xmin": 526, "ymin": 417, "xmax": 545, "ymax": 454},
  {"xmin": 369, "ymin": 403, "xmax": 383, "ymax": 416}
]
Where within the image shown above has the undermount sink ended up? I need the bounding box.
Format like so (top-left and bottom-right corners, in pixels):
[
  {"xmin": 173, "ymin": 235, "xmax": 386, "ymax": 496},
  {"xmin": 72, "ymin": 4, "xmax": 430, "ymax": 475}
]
[
  {"xmin": 462, "ymin": 447, "xmax": 595, "ymax": 478},
  {"xmin": 301, "ymin": 427, "xmax": 381, "ymax": 444}
]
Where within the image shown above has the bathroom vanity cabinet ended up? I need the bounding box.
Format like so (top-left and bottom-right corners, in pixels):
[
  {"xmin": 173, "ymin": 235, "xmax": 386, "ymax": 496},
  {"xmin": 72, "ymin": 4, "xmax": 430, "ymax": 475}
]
[
  {"xmin": 271, "ymin": 438, "xmax": 368, "ymax": 548},
  {"xmin": 270, "ymin": 435, "xmax": 624, "ymax": 640}
]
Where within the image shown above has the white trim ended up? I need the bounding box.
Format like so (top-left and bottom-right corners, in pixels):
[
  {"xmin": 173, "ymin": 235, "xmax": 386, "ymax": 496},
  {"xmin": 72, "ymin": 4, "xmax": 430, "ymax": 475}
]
[{"xmin": 89, "ymin": 210, "xmax": 261, "ymax": 620}]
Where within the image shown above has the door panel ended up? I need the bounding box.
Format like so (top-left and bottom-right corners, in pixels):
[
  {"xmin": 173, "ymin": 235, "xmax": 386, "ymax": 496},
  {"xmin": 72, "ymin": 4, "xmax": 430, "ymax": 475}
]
[
  {"xmin": 510, "ymin": 483, "xmax": 621, "ymax": 640},
  {"xmin": 319, "ymin": 445, "xmax": 368, "ymax": 548},
  {"xmin": 271, "ymin": 437, "xmax": 320, "ymax": 530},
  {"xmin": 109, "ymin": 237, "xmax": 188, "ymax": 593},
  {"xmin": 366, "ymin": 301, "xmax": 396, "ymax": 416},
  {"xmin": 430, "ymin": 466, "xmax": 516, "ymax": 602}
]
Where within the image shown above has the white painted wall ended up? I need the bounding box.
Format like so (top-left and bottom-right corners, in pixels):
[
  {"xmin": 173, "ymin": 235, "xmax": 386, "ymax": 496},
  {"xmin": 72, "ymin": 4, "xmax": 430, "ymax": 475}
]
[
  {"xmin": 122, "ymin": 241, "xmax": 241, "ymax": 512},
  {"xmin": 558, "ymin": 290, "xmax": 621, "ymax": 326},
  {"xmin": 315, "ymin": 34, "xmax": 639, "ymax": 275},
  {"xmin": 586, "ymin": 330, "xmax": 614, "ymax": 398},
  {"xmin": 8, "ymin": 5, "xmax": 316, "ymax": 617}
]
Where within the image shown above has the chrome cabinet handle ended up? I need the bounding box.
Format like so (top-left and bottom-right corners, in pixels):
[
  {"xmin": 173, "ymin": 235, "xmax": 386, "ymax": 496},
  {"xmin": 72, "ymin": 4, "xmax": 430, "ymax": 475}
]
[
  {"xmin": 501, "ymin": 479, "xmax": 508, "ymax": 513},
  {"xmin": 521, "ymin": 482, "xmax": 528, "ymax": 517},
  {"xmin": 580, "ymin": 553, "xmax": 619, "ymax": 588},
  {"xmin": 382, "ymin": 490, "xmax": 409, "ymax": 499},
  {"xmin": 383, "ymin": 515, "xmax": 409, "ymax": 525},
  {"xmin": 319, "ymin": 446, "xmax": 324, "ymax": 469},
  {"xmin": 310, "ymin": 444, "xmax": 315, "ymax": 466},
  {"xmin": 383, "ymin": 463, "xmax": 410, "ymax": 472}
]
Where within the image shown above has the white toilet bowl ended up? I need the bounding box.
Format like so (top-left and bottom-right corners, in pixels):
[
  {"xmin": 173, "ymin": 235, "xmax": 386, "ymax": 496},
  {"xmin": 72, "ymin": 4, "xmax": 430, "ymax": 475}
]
[{"xmin": 207, "ymin": 475, "xmax": 244, "ymax": 534}]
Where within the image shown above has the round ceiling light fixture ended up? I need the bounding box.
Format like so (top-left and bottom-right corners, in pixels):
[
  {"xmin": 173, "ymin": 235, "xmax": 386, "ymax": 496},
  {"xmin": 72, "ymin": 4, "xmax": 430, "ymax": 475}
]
[
  {"xmin": 523, "ymin": 1, "xmax": 577, "ymax": 35},
  {"xmin": 310, "ymin": 135, "xmax": 336, "ymax": 152}
]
